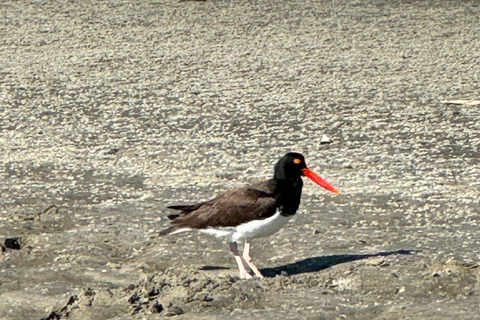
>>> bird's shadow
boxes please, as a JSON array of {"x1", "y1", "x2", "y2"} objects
[
  {"x1": 259, "y1": 249, "x2": 419, "y2": 278},
  {"x1": 199, "y1": 265, "x2": 231, "y2": 271}
]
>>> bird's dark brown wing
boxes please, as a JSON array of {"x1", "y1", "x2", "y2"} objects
[
  {"x1": 167, "y1": 180, "x2": 277, "y2": 230},
  {"x1": 166, "y1": 203, "x2": 202, "y2": 220}
]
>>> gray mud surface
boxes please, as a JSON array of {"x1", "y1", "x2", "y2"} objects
[{"x1": 1, "y1": 0, "x2": 480, "y2": 319}]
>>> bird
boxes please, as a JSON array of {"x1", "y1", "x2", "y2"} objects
[{"x1": 159, "y1": 152, "x2": 339, "y2": 279}]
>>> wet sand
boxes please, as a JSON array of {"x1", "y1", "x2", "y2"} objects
[{"x1": 1, "y1": 0, "x2": 480, "y2": 319}]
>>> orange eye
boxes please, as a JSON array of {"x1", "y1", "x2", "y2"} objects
[{"x1": 293, "y1": 158, "x2": 301, "y2": 164}]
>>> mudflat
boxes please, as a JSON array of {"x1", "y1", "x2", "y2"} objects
[{"x1": 1, "y1": 0, "x2": 479, "y2": 319}]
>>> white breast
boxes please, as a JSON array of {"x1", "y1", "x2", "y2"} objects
[{"x1": 200, "y1": 209, "x2": 292, "y2": 243}]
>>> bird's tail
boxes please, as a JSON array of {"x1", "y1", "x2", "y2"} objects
[{"x1": 158, "y1": 226, "x2": 180, "y2": 237}]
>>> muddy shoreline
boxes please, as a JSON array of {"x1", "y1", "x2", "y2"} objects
[{"x1": 1, "y1": 0, "x2": 480, "y2": 319}]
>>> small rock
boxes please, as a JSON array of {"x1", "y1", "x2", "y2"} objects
[
  {"x1": 3, "y1": 238, "x2": 21, "y2": 251},
  {"x1": 165, "y1": 306, "x2": 185, "y2": 317},
  {"x1": 41, "y1": 311, "x2": 62, "y2": 320},
  {"x1": 152, "y1": 302, "x2": 164, "y2": 313},
  {"x1": 105, "y1": 147, "x2": 120, "y2": 155},
  {"x1": 320, "y1": 134, "x2": 333, "y2": 144}
]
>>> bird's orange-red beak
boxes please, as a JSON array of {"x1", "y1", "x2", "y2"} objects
[{"x1": 302, "y1": 168, "x2": 339, "y2": 194}]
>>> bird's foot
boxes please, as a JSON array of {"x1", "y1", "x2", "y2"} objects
[{"x1": 243, "y1": 257, "x2": 264, "y2": 278}]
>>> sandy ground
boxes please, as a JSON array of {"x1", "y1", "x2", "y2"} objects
[{"x1": 1, "y1": 0, "x2": 480, "y2": 319}]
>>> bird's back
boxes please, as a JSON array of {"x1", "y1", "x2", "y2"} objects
[{"x1": 162, "y1": 179, "x2": 278, "y2": 234}]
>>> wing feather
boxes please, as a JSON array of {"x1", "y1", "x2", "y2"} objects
[{"x1": 167, "y1": 181, "x2": 277, "y2": 229}]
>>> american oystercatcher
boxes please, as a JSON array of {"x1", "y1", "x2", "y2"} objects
[{"x1": 159, "y1": 152, "x2": 339, "y2": 279}]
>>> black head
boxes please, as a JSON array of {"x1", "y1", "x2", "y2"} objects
[
  {"x1": 274, "y1": 152, "x2": 307, "y2": 182},
  {"x1": 272, "y1": 152, "x2": 339, "y2": 216},
  {"x1": 274, "y1": 152, "x2": 340, "y2": 194}
]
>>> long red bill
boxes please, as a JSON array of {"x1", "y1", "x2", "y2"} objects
[{"x1": 302, "y1": 168, "x2": 339, "y2": 194}]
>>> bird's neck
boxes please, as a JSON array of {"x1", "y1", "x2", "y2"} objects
[{"x1": 272, "y1": 177, "x2": 303, "y2": 216}]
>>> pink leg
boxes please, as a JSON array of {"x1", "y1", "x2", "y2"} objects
[
  {"x1": 229, "y1": 242, "x2": 252, "y2": 279},
  {"x1": 242, "y1": 241, "x2": 264, "y2": 278}
]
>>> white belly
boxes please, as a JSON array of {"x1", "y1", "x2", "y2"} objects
[{"x1": 200, "y1": 210, "x2": 292, "y2": 242}]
